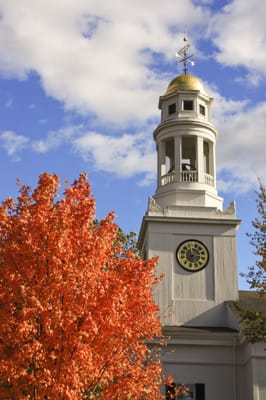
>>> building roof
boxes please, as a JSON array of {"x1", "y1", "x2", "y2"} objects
[
  {"x1": 162, "y1": 291, "x2": 266, "y2": 340},
  {"x1": 228, "y1": 290, "x2": 266, "y2": 317},
  {"x1": 163, "y1": 325, "x2": 238, "y2": 337},
  {"x1": 164, "y1": 74, "x2": 206, "y2": 96}
]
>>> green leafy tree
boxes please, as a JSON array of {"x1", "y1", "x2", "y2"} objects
[{"x1": 242, "y1": 180, "x2": 266, "y2": 342}]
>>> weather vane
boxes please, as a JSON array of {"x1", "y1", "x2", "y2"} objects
[{"x1": 176, "y1": 33, "x2": 195, "y2": 75}]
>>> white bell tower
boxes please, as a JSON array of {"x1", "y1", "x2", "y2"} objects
[
  {"x1": 155, "y1": 73, "x2": 223, "y2": 211},
  {"x1": 138, "y1": 41, "x2": 240, "y2": 328}
]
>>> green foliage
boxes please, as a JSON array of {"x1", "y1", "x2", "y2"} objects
[
  {"x1": 242, "y1": 180, "x2": 266, "y2": 343},
  {"x1": 241, "y1": 310, "x2": 266, "y2": 343},
  {"x1": 116, "y1": 228, "x2": 140, "y2": 255},
  {"x1": 246, "y1": 180, "x2": 266, "y2": 291}
]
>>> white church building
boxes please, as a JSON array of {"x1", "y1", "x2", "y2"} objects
[{"x1": 138, "y1": 69, "x2": 266, "y2": 399}]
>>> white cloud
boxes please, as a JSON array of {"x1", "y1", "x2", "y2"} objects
[
  {"x1": 0, "y1": 130, "x2": 29, "y2": 159},
  {"x1": 73, "y1": 130, "x2": 156, "y2": 185},
  {"x1": 32, "y1": 125, "x2": 79, "y2": 153},
  {"x1": 0, "y1": 0, "x2": 208, "y2": 124},
  {"x1": 0, "y1": 122, "x2": 156, "y2": 185},
  {"x1": 206, "y1": 86, "x2": 266, "y2": 193},
  {"x1": 216, "y1": 101, "x2": 266, "y2": 185},
  {"x1": 208, "y1": 0, "x2": 266, "y2": 83}
]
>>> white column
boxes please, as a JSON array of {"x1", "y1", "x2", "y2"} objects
[
  {"x1": 197, "y1": 136, "x2": 204, "y2": 183},
  {"x1": 212, "y1": 142, "x2": 216, "y2": 188},
  {"x1": 174, "y1": 136, "x2": 182, "y2": 183},
  {"x1": 157, "y1": 141, "x2": 166, "y2": 188}
]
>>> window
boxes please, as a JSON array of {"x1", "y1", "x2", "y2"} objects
[
  {"x1": 165, "y1": 383, "x2": 205, "y2": 400},
  {"x1": 195, "y1": 384, "x2": 205, "y2": 400},
  {"x1": 199, "y1": 104, "x2": 206, "y2": 115},
  {"x1": 183, "y1": 100, "x2": 193, "y2": 110},
  {"x1": 168, "y1": 103, "x2": 176, "y2": 114}
]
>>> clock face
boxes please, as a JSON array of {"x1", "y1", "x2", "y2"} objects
[{"x1": 176, "y1": 240, "x2": 209, "y2": 272}]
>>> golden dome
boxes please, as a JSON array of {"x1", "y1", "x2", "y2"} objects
[{"x1": 164, "y1": 74, "x2": 205, "y2": 96}]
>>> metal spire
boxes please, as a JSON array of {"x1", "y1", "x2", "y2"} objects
[{"x1": 176, "y1": 33, "x2": 195, "y2": 75}]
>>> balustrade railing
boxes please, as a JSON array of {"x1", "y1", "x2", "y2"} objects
[
  {"x1": 204, "y1": 173, "x2": 214, "y2": 186},
  {"x1": 181, "y1": 170, "x2": 198, "y2": 182},
  {"x1": 160, "y1": 171, "x2": 214, "y2": 187},
  {"x1": 161, "y1": 171, "x2": 175, "y2": 186}
]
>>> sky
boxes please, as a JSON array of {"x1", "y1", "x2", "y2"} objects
[{"x1": 0, "y1": 0, "x2": 265, "y2": 290}]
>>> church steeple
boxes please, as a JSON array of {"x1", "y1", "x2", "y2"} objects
[
  {"x1": 138, "y1": 38, "x2": 240, "y2": 327},
  {"x1": 153, "y1": 40, "x2": 223, "y2": 211}
]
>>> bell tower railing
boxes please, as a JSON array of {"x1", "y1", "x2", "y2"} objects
[
  {"x1": 160, "y1": 171, "x2": 214, "y2": 187},
  {"x1": 181, "y1": 170, "x2": 198, "y2": 183}
]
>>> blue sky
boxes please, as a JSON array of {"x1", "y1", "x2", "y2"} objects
[{"x1": 0, "y1": 0, "x2": 265, "y2": 290}]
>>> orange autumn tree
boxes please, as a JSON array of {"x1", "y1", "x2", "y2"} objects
[{"x1": 0, "y1": 173, "x2": 163, "y2": 400}]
